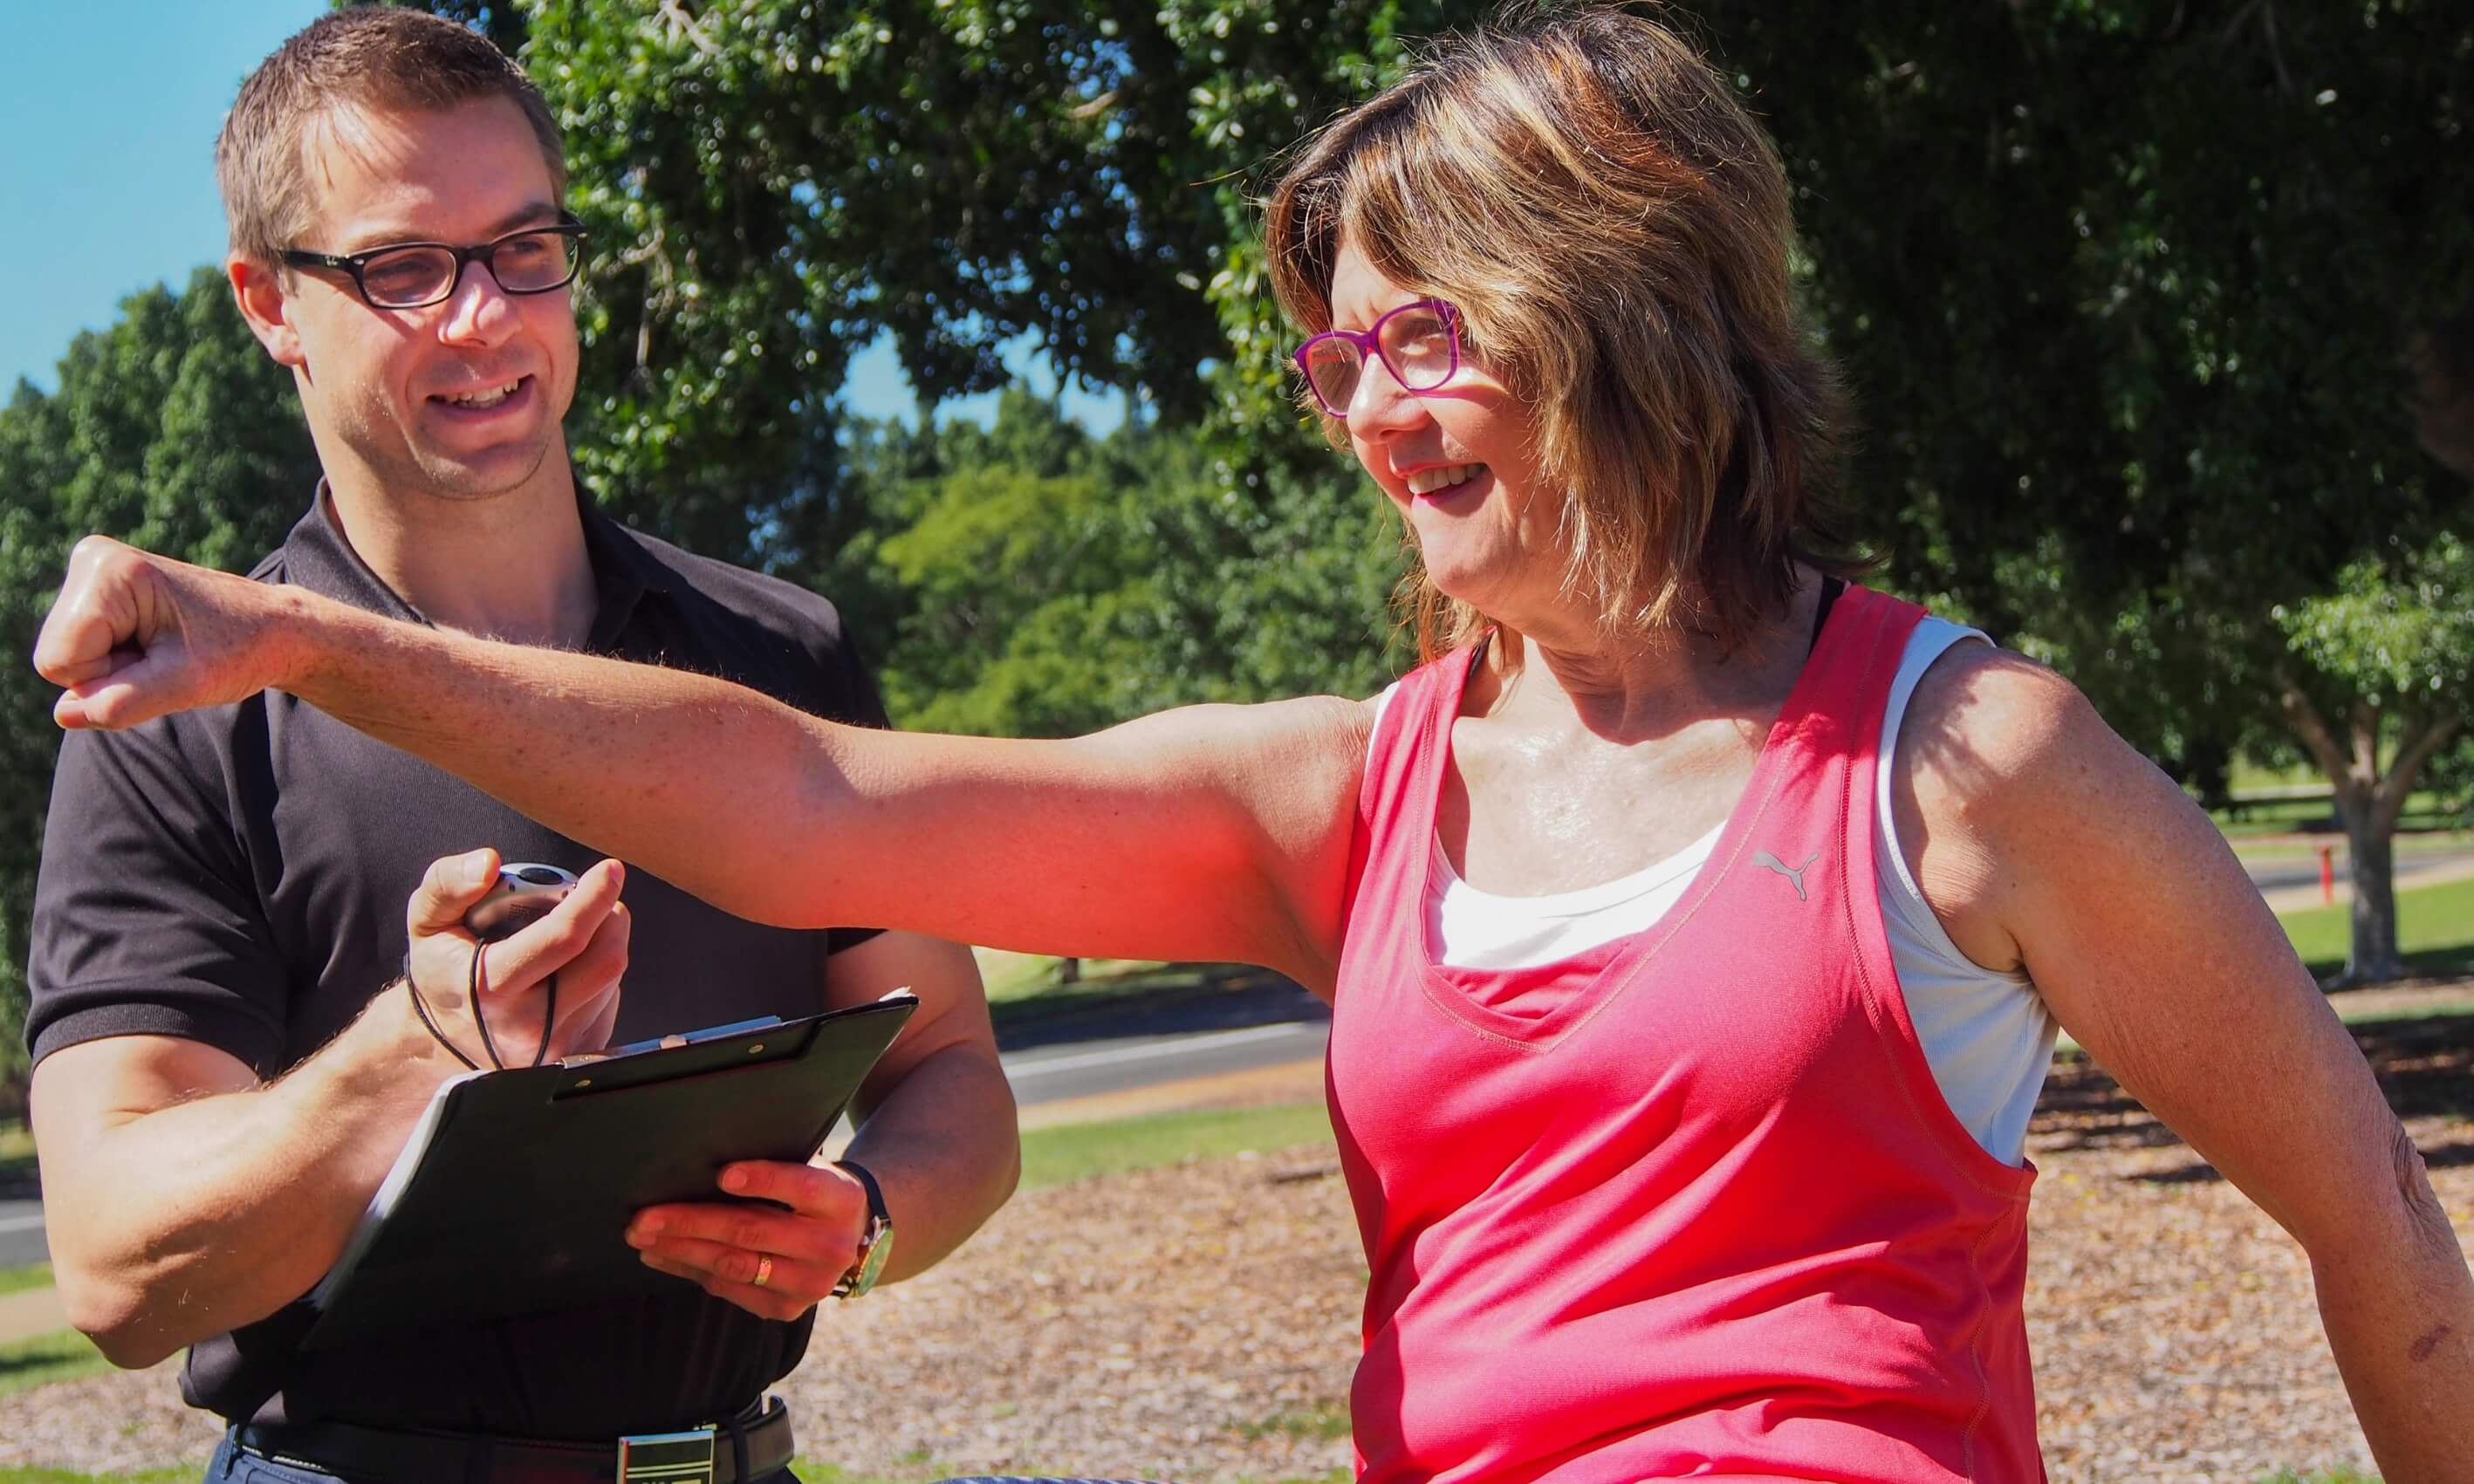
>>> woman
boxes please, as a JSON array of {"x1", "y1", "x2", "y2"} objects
[{"x1": 36, "y1": 9, "x2": 2471, "y2": 1481}]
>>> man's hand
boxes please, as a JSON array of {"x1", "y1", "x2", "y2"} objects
[
  {"x1": 626, "y1": 1159, "x2": 874, "y2": 1321},
  {"x1": 34, "y1": 536, "x2": 293, "y2": 730},
  {"x1": 403, "y1": 849, "x2": 629, "y2": 1066}
]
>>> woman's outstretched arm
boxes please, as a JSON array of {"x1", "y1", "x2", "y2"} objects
[{"x1": 36, "y1": 536, "x2": 1373, "y2": 989}]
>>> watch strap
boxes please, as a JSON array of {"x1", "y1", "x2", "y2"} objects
[{"x1": 831, "y1": 1159, "x2": 891, "y2": 1299}]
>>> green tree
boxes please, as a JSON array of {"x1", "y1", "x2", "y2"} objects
[
  {"x1": 0, "y1": 269, "x2": 319, "y2": 1100},
  {"x1": 384, "y1": 0, "x2": 1488, "y2": 574},
  {"x1": 1700, "y1": 0, "x2": 2474, "y2": 981},
  {"x1": 850, "y1": 391, "x2": 1404, "y2": 738},
  {"x1": 2272, "y1": 534, "x2": 2472, "y2": 981}
]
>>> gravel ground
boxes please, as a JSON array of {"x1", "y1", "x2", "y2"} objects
[{"x1": 3, "y1": 1010, "x2": 2466, "y2": 1483}]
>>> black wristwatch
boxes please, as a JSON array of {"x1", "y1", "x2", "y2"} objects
[{"x1": 830, "y1": 1159, "x2": 894, "y2": 1300}]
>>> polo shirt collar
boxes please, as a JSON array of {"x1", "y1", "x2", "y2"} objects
[{"x1": 278, "y1": 482, "x2": 670, "y2": 650}]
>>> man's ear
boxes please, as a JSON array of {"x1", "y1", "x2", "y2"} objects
[{"x1": 230, "y1": 255, "x2": 306, "y2": 370}]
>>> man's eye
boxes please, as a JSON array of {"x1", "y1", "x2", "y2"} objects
[{"x1": 363, "y1": 251, "x2": 444, "y2": 297}]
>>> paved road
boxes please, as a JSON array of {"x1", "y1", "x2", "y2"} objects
[
  {"x1": 2244, "y1": 848, "x2": 2471, "y2": 899},
  {"x1": 0, "y1": 1200, "x2": 43, "y2": 1269},
  {"x1": 1004, "y1": 1019, "x2": 1329, "y2": 1107}
]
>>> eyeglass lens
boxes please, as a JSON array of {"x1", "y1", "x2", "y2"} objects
[
  {"x1": 360, "y1": 230, "x2": 579, "y2": 307},
  {"x1": 1302, "y1": 305, "x2": 1456, "y2": 413}
]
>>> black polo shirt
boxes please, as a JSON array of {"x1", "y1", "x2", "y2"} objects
[{"x1": 28, "y1": 490, "x2": 885, "y2": 1437}]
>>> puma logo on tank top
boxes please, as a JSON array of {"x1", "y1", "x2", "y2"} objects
[{"x1": 1753, "y1": 849, "x2": 1820, "y2": 900}]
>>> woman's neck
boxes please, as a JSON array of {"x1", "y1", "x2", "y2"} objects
[{"x1": 1472, "y1": 571, "x2": 1822, "y2": 742}]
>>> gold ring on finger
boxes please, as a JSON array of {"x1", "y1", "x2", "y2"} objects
[{"x1": 752, "y1": 1254, "x2": 773, "y2": 1289}]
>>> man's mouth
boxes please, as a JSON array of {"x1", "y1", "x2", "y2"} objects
[
  {"x1": 1406, "y1": 462, "x2": 1487, "y2": 496},
  {"x1": 431, "y1": 376, "x2": 528, "y2": 411}
]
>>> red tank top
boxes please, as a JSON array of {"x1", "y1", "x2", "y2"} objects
[{"x1": 1328, "y1": 586, "x2": 2043, "y2": 1483}]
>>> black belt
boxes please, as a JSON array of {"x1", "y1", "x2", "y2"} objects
[{"x1": 235, "y1": 1396, "x2": 793, "y2": 1484}]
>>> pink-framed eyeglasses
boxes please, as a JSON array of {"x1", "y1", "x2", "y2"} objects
[{"x1": 1291, "y1": 299, "x2": 1462, "y2": 416}]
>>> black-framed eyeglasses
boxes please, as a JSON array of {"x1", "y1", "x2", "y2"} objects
[{"x1": 280, "y1": 216, "x2": 588, "y2": 310}]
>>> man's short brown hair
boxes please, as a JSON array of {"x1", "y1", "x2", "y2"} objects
[
  {"x1": 1265, "y1": 4, "x2": 1867, "y2": 659},
  {"x1": 216, "y1": 5, "x2": 565, "y2": 267}
]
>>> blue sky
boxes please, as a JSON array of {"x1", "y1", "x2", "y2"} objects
[{"x1": 2, "y1": 2, "x2": 1121, "y2": 433}]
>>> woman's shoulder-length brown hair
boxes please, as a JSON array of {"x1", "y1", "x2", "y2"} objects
[{"x1": 1264, "y1": 3, "x2": 1871, "y2": 662}]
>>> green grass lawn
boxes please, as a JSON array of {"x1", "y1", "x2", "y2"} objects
[
  {"x1": 973, "y1": 947, "x2": 1173, "y2": 1004},
  {"x1": 0, "y1": 1328, "x2": 106, "y2": 1402},
  {"x1": 0, "y1": 1470, "x2": 197, "y2": 1484},
  {"x1": 1020, "y1": 1101, "x2": 1336, "y2": 1191},
  {"x1": 2231, "y1": 830, "x2": 2473, "y2": 861},
  {"x1": 2280, "y1": 873, "x2": 2474, "y2": 980}
]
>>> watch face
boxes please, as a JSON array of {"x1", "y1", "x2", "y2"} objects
[{"x1": 851, "y1": 1224, "x2": 893, "y2": 1296}]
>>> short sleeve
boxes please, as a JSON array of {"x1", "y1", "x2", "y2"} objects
[{"x1": 26, "y1": 716, "x2": 291, "y2": 1077}]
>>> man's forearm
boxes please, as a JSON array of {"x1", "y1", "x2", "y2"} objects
[
  {"x1": 840, "y1": 1043, "x2": 1021, "y2": 1284},
  {"x1": 44, "y1": 993, "x2": 450, "y2": 1366}
]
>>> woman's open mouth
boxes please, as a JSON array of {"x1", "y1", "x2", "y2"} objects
[{"x1": 1408, "y1": 462, "x2": 1490, "y2": 501}]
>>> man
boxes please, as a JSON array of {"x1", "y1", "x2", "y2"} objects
[{"x1": 23, "y1": 10, "x2": 1016, "y2": 1482}]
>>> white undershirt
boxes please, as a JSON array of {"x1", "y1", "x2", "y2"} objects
[{"x1": 1374, "y1": 617, "x2": 2057, "y2": 1165}]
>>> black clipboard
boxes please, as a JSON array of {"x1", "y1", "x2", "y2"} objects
[{"x1": 301, "y1": 994, "x2": 916, "y2": 1350}]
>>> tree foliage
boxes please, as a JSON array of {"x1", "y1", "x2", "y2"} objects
[
  {"x1": 442, "y1": 0, "x2": 2473, "y2": 981},
  {"x1": 844, "y1": 391, "x2": 1404, "y2": 738},
  {"x1": 450, "y1": 0, "x2": 1483, "y2": 574},
  {"x1": 0, "y1": 270, "x2": 319, "y2": 1097},
  {"x1": 1697, "y1": 0, "x2": 2474, "y2": 977}
]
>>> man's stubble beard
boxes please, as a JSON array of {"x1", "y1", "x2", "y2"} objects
[{"x1": 336, "y1": 389, "x2": 560, "y2": 505}]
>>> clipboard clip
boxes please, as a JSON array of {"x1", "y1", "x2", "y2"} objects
[
  {"x1": 561, "y1": 1016, "x2": 790, "y2": 1069},
  {"x1": 615, "y1": 1426, "x2": 716, "y2": 1483}
]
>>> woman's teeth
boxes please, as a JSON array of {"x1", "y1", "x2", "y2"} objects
[
  {"x1": 442, "y1": 380, "x2": 522, "y2": 408},
  {"x1": 1407, "y1": 462, "x2": 1486, "y2": 496}
]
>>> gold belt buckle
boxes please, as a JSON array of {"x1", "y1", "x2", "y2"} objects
[{"x1": 615, "y1": 1426, "x2": 717, "y2": 1484}]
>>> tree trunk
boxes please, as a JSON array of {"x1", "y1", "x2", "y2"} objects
[
  {"x1": 1057, "y1": 956, "x2": 1081, "y2": 985},
  {"x1": 2275, "y1": 685, "x2": 2463, "y2": 987},
  {"x1": 2339, "y1": 803, "x2": 2407, "y2": 984}
]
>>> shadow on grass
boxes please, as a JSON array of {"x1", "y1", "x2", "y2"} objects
[
  {"x1": 2300, "y1": 945, "x2": 2474, "y2": 982},
  {"x1": 990, "y1": 962, "x2": 1326, "y2": 1052},
  {"x1": 2032, "y1": 1010, "x2": 2474, "y2": 1186},
  {"x1": 0, "y1": 1330, "x2": 107, "y2": 1400}
]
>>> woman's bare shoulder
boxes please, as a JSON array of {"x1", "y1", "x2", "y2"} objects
[{"x1": 1880, "y1": 638, "x2": 2117, "y2": 821}]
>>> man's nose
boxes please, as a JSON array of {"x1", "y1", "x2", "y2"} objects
[{"x1": 437, "y1": 261, "x2": 520, "y2": 345}]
